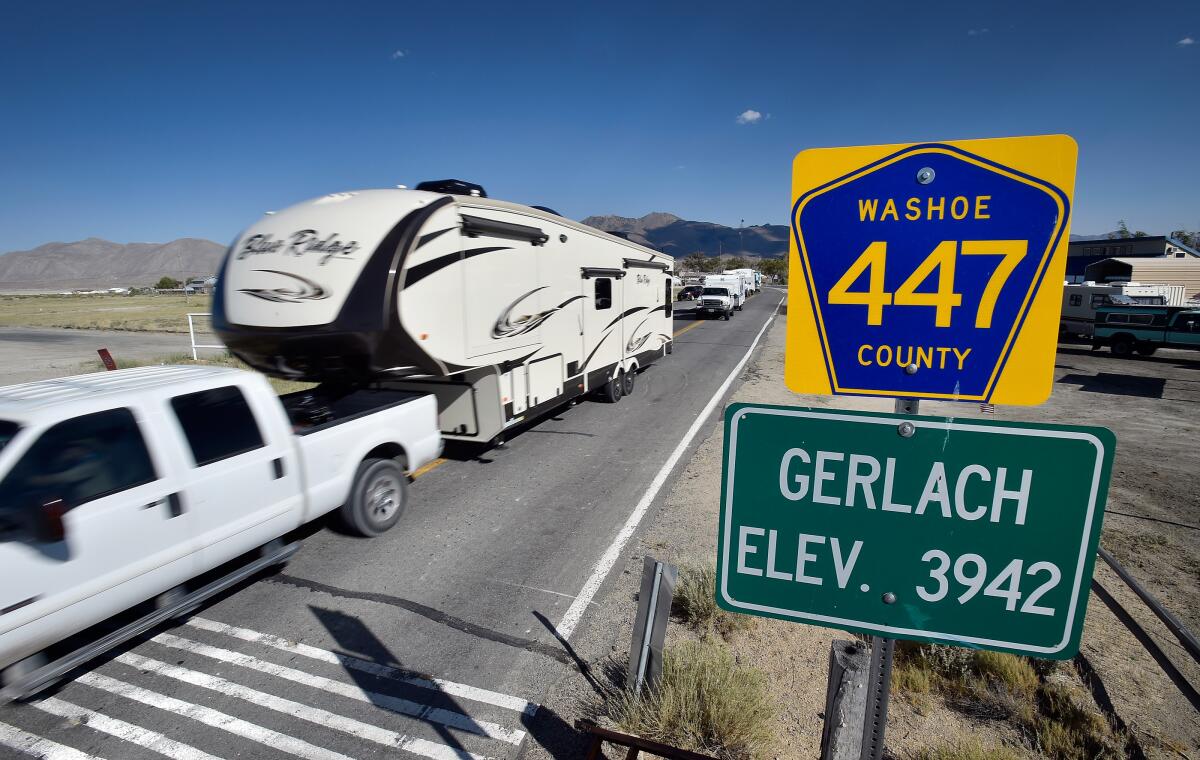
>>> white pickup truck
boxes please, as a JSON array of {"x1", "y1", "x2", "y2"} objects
[
  {"x1": 0, "y1": 365, "x2": 440, "y2": 696},
  {"x1": 694, "y1": 286, "x2": 737, "y2": 320}
]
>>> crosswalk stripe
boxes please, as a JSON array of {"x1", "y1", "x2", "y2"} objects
[
  {"x1": 152, "y1": 632, "x2": 524, "y2": 745},
  {"x1": 0, "y1": 719, "x2": 103, "y2": 760},
  {"x1": 114, "y1": 652, "x2": 493, "y2": 760},
  {"x1": 186, "y1": 617, "x2": 539, "y2": 716},
  {"x1": 33, "y1": 697, "x2": 224, "y2": 760},
  {"x1": 76, "y1": 671, "x2": 354, "y2": 760}
]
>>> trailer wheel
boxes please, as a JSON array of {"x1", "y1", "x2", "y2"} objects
[
  {"x1": 622, "y1": 369, "x2": 636, "y2": 396},
  {"x1": 1110, "y1": 336, "x2": 1134, "y2": 357},
  {"x1": 342, "y1": 458, "x2": 408, "y2": 537},
  {"x1": 600, "y1": 373, "x2": 623, "y2": 403},
  {"x1": 1, "y1": 652, "x2": 48, "y2": 691},
  {"x1": 1135, "y1": 344, "x2": 1158, "y2": 357}
]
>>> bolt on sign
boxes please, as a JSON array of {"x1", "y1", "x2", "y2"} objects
[
  {"x1": 785, "y1": 135, "x2": 1078, "y2": 405},
  {"x1": 715, "y1": 404, "x2": 1115, "y2": 659}
]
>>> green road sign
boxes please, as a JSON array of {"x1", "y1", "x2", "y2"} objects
[{"x1": 716, "y1": 403, "x2": 1115, "y2": 658}]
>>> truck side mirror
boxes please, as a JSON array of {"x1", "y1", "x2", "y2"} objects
[{"x1": 34, "y1": 498, "x2": 68, "y2": 543}]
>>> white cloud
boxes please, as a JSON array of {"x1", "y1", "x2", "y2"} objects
[
  {"x1": 967, "y1": 28, "x2": 990, "y2": 36},
  {"x1": 1178, "y1": 36, "x2": 1195, "y2": 47},
  {"x1": 391, "y1": 49, "x2": 407, "y2": 59},
  {"x1": 736, "y1": 109, "x2": 763, "y2": 125}
]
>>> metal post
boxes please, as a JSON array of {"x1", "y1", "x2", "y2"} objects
[
  {"x1": 857, "y1": 396, "x2": 918, "y2": 760},
  {"x1": 635, "y1": 561, "x2": 664, "y2": 693},
  {"x1": 188, "y1": 313, "x2": 198, "y2": 360}
]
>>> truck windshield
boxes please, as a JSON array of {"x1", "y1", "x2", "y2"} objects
[
  {"x1": 0, "y1": 421, "x2": 17, "y2": 454},
  {"x1": 702, "y1": 288, "x2": 729, "y2": 296}
]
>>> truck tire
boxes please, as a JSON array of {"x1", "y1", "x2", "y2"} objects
[
  {"x1": 600, "y1": 373, "x2": 623, "y2": 403},
  {"x1": 1111, "y1": 336, "x2": 1134, "y2": 357},
  {"x1": 342, "y1": 458, "x2": 408, "y2": 537},
  {"x1": 722, "y1": 310, "x2": 731, "y2": 321},
  {"x1": 622, "y1": 369, "x2": 636, "y2": 396},
  {"x1": 1135, "y1": 344, "x2": 1158, "y2": 357}
]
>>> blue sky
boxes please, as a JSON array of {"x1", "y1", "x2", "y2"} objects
[{"x1": 1, "y1": 0, "x2": 1197, "y2": 252}]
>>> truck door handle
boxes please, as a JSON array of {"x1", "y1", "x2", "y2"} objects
[
  {"x1": 146, "y1": 494, "x2": 185, "y2": 518},
  {"x1": 272, "y1": 458, "x2": 285, "y2": 479}
]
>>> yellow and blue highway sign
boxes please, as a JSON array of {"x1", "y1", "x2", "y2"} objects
[{"x1": 786, "y1": 135, "x2": 1077, "y2": 405}]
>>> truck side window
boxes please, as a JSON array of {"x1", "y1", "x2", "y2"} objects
[
  {"x1": 595, "y1": 278, "x2": 612, "y2": 310},
  {"x1": 0, "y1": 409, "x2": 157, "y2": 519},
  {"x1": 171, "y1": 386, "x2": 265, "y2": 467}
]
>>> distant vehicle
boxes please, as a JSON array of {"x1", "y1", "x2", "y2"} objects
[
  {"x1": 0, "y1": 365, "x2": 440, "y2": 697},
  {"x1": 704, "y1": 274, "x2": 747, "y2": 310},
  {"x1": 723, "y1": 268, "x2": 759, "y2": 295},
  {"x1": 213, "y1": 182, "x2": 675, "y2": 435},
  {"x1": 695, "y1": 286, "x2": 735, "y2": 320},
  {"x1": 1061, "y1": 283, "x2": 1186, "y2": 337},
  {"x1": 1092, "y1": 306, "x2": 1200, "y2": 356},
  {"x1": 678, "y1": 285, "x2": 703, "y2": 301}
]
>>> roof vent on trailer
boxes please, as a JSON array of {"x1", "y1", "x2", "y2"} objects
[{"x1": 414, "y1": 179, "x2": 487, "y2": 197}]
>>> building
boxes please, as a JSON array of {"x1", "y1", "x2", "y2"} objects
[
  {"x1": 1082, "y1": 257, "x2": 1200, "y2": 301},
  {"x1": 1066, "y1": 235, "x2": 1199, "y2": 282}
]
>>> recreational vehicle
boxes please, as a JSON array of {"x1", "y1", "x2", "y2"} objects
[
  {"x1": 705, "y1": 274, "x2": 747, "y2": 310},
  {"x1": 723, "y1": 268, "x2": 758, "y2": 295},
  {"x1": 1060, "y1": 282, "x2": 1186, "y2": 337},
  {"x1": 213, "y1": 181, "x2": 675, "y2": 445}
]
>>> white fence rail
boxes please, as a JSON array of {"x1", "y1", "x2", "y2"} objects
[{"x1": 187, "y1": 313, "x2": 225, "y2": 360}]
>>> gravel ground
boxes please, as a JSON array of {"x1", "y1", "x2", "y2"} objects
[{"x1": 534, "y1": 309, "x2": 1200, "y2": 758}]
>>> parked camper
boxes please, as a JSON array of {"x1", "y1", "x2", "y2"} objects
[
  {"x1": 0, "y1": 365, "x2": 440, "y2": 697},
  {"x1": 214, "y1": 182, "x2": 675, "y2": 444},
  {"x1": 704, "y1": 274, "x2": 747, "y2": 310},
  {"x1": 1093, "y1": 306, "x2": 1200, "y2": 356},
  {"x1": 1061, "y1": 282, "x2": 1186, "y2": 336}
]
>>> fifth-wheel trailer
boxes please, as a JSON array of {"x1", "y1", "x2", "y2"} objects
[{"x1": 213, "y1": 181, "x2": 676, "y2": 445}]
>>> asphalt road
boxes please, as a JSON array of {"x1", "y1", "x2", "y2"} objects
[
  {"x1": 0, "y1": 327, "x2": 192, "y2": 385},
  {"x1": 0, "y1": 291, "x2": 785, "y2": 760}
]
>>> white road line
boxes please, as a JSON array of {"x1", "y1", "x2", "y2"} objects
[
  {"x1": 114, "y1": 652, "x2": 492, "y2": 760},
  {"x1": 0, "y1": 721, "x2": 101, "y2": 760},
  {"x1": 34, "y1": 697, "x2": 224, "y2": 760},
  {"x1": 76, "y1": 671, "x2": 355, "y2": 760},
  {"x1": 556, "y1": 296, "x2": 785, "y2": 639},
  {"x1": 186, "y1": 617, "x2": 539, "y2": 716},
  {"x1": 152, "y1": 632, "x2": 523, "y2": 745}
]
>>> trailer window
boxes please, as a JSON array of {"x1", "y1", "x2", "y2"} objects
[
  {"x1": 1127, "y1": 314, "x2": 1154, "y2": 325},
  {"x1": 171, "y1": 386, "x2": 265, "y2": 467},
  {"x1": 0, "y1": 421, "x2": 17, "y2": 455},
  {"x1": 0, "y1": 409, "x2": 156, "y2": 516},
  {"x1": 594, "y1": 278, "x2": 612, "y2": 310},
  {"x1": 1068, "y1": 294, "x2": 1082, "y2": 307},
  {"x1": 665, "y1": 278, "x2": 673, "y2": 317}
]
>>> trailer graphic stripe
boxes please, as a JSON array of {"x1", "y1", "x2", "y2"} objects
[
  {"x1": 403, "y1": 246, "x2": 511, "y2": 288},
  {"x1": 416, "y1": 227, "x2": 455, "y2": 250}
]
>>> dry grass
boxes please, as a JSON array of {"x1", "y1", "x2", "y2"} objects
[
  {"x1": 912, "y1": 737, "x2": 1024, "y2": 760},
  {"x1": 672, "y1": 565, "x2": 755, "y2": 639},
  {"x1": 0, "y1": 293, "x2": 210, "y2": 332},
  {"x1": 605, "y1": 640, "x2": 774, "y2": 760},
  {"x1": 81, "y1": 352, "x2": 314, "y2": 395},
  {"x1": 891, "y1": 643, "x2": 1125, "y2": 759}
]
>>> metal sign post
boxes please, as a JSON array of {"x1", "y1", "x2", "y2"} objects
[{"x1": 629, "y1": 557, "x2": 677, "y2": 694}]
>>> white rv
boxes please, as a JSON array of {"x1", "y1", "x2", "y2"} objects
[
  {"x1": 723, "y1": 268, "x2": 758, "y2": 295},
  {"x1": 705, "y1": 274, "x2": 747, "y2": 310},
  {"x1": 1061, "y1": 282, "x2": 1186, "y2": 337},
  {"x1": 214, "y1": 181, "x2": 675, "y2": 445}
]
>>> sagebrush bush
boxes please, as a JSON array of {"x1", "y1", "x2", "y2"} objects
[
  {"x1": 671, "y1": 565, "x2": 753, "y2": 638},
  {"x1": 607, "y1": 640, "x2": 774, "y2": 759}
]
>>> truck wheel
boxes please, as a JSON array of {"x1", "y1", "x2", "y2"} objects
[
  {"x1": 600, "y1": 373, "x2": 623, "y2": 403},
  {"x1": 722, "y1": 310, "x2": 731, "y2": 321},
  {"x1": 342, "y1": 459, "x2": 408, "y2": 537},
  {"x1": 1111, "y1": 337, "x2": 1134, "y2": 357},
  {"x1": 622, "y1": 369, "x2": 636, "y2": 396},
  {"x1": 1135, "y1": 344, "x2": 1158, "y2": 357}
]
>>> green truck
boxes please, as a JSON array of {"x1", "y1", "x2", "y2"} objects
[{"x1": 1092, "y1": 305, "x2": 1200, "y2": 356}]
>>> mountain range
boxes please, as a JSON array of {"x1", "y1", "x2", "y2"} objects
[
  {"x1": 0, "y1": 238, "x2": 226, "y2": 291},
  {"x1": 0, "y1": 213, "x2": 793, "y2": 290}
]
